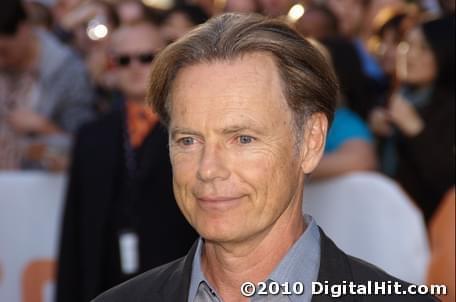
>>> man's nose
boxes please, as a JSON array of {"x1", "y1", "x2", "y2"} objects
[{"x1": 196, "y1": 143, "x2": 230, "y2": 183}]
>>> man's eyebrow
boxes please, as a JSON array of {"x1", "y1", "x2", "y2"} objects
[
  {"x1": 170, "y1": 127, "x2": 203, "y2": 139},
  {"x1": 221, "y1": 124, "x2": 264, "y2": 135},
  {"x1": 170, "y1": 124, "x2": 265, "y2": 138}
]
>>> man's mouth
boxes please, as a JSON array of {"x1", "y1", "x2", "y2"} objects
[{"x1": 196, "y1": 195, "x2": 245, "y2": 210}]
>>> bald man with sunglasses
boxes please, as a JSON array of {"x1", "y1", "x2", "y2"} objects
[
  {"x1": 56, "y1": 20, "x2": 197, "y2": 302},
  {"x1": 110, "y1": 21, "x2": 162, "y2": 106}
]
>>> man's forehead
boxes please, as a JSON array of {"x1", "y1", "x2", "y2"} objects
[
  {"x1": 171, "y1": 55, "x2": 287, "y2": 108},
  {"x1": 171, "y1": 52, "x2": 284, "y2": 98},
  {"x1": 169, "y1": 104, "x2": 273, "y2": 129},
  {"x1": 168, "y1": 52, "x2": 293, "y2": 132}
]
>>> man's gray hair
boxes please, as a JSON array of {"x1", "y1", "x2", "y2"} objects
[{"x1": 147, "y1": 13, "x2": 338, "y2": 136}]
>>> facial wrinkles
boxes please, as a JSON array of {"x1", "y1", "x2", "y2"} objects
[
  {"x1": 187, "y1": 109, "x2": 286, "y2": 194},
  {"x1": 173, "y1": 88, "x2": 293, "y2": 153},
  {"x1": 169, "y1": 54, "x2": 306, "y2": 242}
]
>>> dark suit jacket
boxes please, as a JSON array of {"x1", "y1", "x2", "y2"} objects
[
  {"x1": 93, "y1": 228, "x2": 437, "y2": 301},
  {"x1": 56, "y1": 109, "x2": 197, "y2": 302}
]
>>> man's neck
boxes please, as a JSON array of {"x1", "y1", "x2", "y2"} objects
[{"x1": 201, "y1": 197, "x2": 305, "y2": 302}]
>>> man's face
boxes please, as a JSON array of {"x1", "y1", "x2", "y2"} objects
[
  {"x1": 169, "y1": 53, "x2": 309, "y2": 244},
  {"x1": 111, "y1": 23, "x2": 164, "y2": 100}
]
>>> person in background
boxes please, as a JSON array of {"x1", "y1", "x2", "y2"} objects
[
  {"x1": 56, "y1": 19, "x2": 197, "y2": 302},
  {"x1": 370, "y1": 4, "x2": 416, "y2": 86},
  {"x1": 371, "y1": 16, "x2": 454, "y2": 222},
  {"x1": 326, "y1": 0, "x2": 367, "y2": 39},
  {"x1": 324, "y1": 37, "x2": 377, "y2": 127},
  {"x1": 326, "y1": 0, "x2": 389, "y2": 114},
  {"x1": 52, "y1": 0, "x2": 118, "y2": 48},
  {"x1": 0, "y1": 0, "x2": 94, "y2": 170},
  {"x1": 160, "y1": 3, "x2": 209, "y2": 45},
  {"x1": 368, "y1": 4, "x2": 416, "y2": 175},
  {"x1": 52, "y1": 0, "x2": 121, "y2": 113},
  {"x1": 223, "y1": 0, "x2": 261, "y2": 13},
  {"x1": 311, "y1": 38, "x2": 377, "y2": 180},
  {"x1": 50, "y1": 0, "x2": 119, "y2": 68},
  {"x1": 52, "y1": 0, "x2": 83, "y2": 25},
  {"x1": 295, "y1": 4, "x2": 339, "y2": 41},
  {"x1": 258, "y1": 0, "x2": 294, "y2": 17},
  {"x1": 24, "y1": 0, "x2": 54, "y2": 30},
  {"x1": 116, "y1": 0, "x2": 148, "y2": 25},
  {"x1": 187, "y1": 0, "x2": 219, "y2": 17}
]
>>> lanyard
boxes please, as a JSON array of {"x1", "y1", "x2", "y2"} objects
[
  {"x1": 118, "y1": 102, "x2": 140, "y2": 234},
  {"x1": 121, "y1": 102, "x2": 138, "y2": 181}
]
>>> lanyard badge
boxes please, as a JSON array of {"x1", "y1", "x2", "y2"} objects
[{"x1": 118, "y1": 230, "x2": 139, "y2": 275}]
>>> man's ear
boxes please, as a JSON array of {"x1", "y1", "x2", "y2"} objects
[{"x1": 299, "y1": 112, "x2": 328, "y2": 174}]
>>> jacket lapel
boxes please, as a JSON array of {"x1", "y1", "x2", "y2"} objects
[{"x1": 160, "y1": 240, "x2": 198, "y2": 302}]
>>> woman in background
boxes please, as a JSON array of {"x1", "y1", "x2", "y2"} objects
[{"x1": 373, "y1": 16, "x2": 454, "y2": 222}]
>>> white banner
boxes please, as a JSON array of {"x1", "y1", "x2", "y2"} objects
[
  {"x1": 304, "y1": 172, "x2": 430, "y2": 284},
  {"x1": 0, "y1": 172, "x2": 66, "y2": 302}
]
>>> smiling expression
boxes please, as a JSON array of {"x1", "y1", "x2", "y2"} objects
[{"x1": 168, "y1": 53, "x2": 310, "y2": 244}]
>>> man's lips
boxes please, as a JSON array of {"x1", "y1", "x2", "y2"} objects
[
  {"x1": 195, "y1": 195, "x2": 246, "y2": 211},
  {"x1": 196, "y1": 196, "x2": 244, "y2": 203}
]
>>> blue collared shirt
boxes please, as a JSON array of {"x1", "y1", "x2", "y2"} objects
[{"x1": 188, "y1": 215, "x2": 321, "y2": 302}]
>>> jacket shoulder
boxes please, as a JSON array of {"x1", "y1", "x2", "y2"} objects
[
  {"x1": 93, "y1": 256, "x2": 186, "y2": 302},
  {"x1": 346, "y1": 254, "x2": 399, "y2": 280}
]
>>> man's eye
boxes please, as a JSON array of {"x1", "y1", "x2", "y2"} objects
[
  {"x1": 238, "y1": 135, "x2": 255, "y2": 144},
  {"x1": 178, "y1": 137, "x2": 195, "y2": 146}
]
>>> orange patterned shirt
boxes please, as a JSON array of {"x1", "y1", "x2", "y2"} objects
[{"x1": 125, "y1": 101, "x2": 159, "y2": 149}]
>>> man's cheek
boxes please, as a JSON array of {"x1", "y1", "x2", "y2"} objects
[
  {"x1": 245, "y1": 154, "x2": 280, "y2": 181},
  {"x1": 171, "y1": 157, "x2": 198, "y2": 196}
]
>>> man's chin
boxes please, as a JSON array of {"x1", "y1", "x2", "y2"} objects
[
  {"x1": 197, "y1": 222, "x2": 258, "y2": 246},
  {"x1": 197, "y1": 223, "x2": 245, "y2": 244}
]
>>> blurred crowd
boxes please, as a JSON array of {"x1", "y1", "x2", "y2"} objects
[{"x1": 0, "y1": 0, "x2": 454, "y2": 301}]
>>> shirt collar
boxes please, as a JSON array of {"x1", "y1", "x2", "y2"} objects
[
  {"x1": 188, "y1": 237, "x2": 210, "y2": 302},
  {"x1": 264, "y1": 214, "x2": 320, "y2": 302},
  {"x1": 188, "y1": 215, "x2": 320, "y2": 302}
]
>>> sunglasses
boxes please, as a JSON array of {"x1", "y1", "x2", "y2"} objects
[{"x1": 114, "y1": 52, "x2": 155, "y2": 67}]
